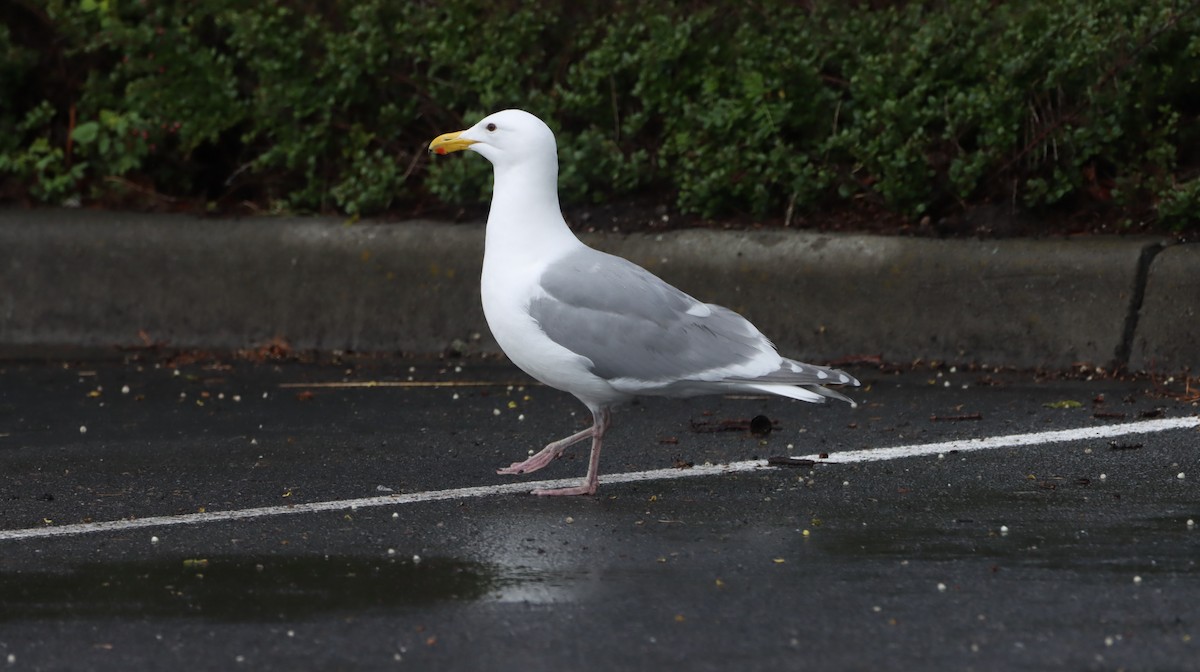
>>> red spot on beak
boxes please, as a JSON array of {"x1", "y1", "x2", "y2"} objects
[{"x1": 435, "y1": 147, "x2": 447, "y2": 155}]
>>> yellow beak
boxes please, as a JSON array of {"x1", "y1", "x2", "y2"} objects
[{"x1": 428, "y1": 130, "x2": 477, "y2": 155}]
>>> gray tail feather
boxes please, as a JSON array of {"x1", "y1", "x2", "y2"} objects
[
  {"x1": 806, "y1": 384, "x2": 857, "y2": 407},
  {"x1": 734, "y1": 359, "x2": 862, "y2": 389}
]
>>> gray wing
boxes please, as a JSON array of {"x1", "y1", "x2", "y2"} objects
[{"x1": 528, "y1": 247, "x2": 765, "y2": 383}]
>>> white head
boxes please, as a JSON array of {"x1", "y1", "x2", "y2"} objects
[
  {"x1": 429, "y1": 109, "x2": 558, "y2": 172},
  {"x1": 429, "y1": 109, "x2": 564, "y2": 221}
]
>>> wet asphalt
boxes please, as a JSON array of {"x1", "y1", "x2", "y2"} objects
[{"x1": 1, "y1": 355, "x2": 1198, "y2": 671}]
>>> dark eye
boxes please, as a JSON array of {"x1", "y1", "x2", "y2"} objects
[{"x1": 486, "y1": 123, "x2": 496, "y2": 132}]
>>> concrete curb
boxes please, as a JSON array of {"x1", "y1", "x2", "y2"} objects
[
  {"x1": 1131, "y1": 243, "x2": 1199, "y2": 373},
  {"x1": 1, "y1": 209, "x2": 1191, "y2": 371}
]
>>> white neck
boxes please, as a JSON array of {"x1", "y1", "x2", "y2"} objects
[{"x1": 484, "y1": 161, "x2": 581, "y2": 265}]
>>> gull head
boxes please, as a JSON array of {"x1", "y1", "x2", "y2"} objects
[{"x1": 428, "y1": 109, "x2": 557, "y2": 170}]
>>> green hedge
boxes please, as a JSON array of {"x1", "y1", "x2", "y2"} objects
[{"x1": 2, "y1": 0, "x2": 1197, "y2": 229}]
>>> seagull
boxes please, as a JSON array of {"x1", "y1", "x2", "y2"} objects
[{"x1": 429, "y1": 109, "x2": 859, "y2": 496}]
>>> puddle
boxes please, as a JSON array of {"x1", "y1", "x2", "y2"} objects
[{"x1": 0, "y1": 554, "x2": 523, "y2": 622}]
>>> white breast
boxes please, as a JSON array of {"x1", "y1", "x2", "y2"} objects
[{"x1": 481, "y1": 249, "x2": 624, "y2": 407}]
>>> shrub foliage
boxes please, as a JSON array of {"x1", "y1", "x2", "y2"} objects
[{"x1": 1, "y1": 0, "x2": 1197, "y2": 229}]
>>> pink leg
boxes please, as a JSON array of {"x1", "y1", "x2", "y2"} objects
[
  {"x1": 497, "y1": 425, "x2": 593, "y2": 476},
  {"x1": 532, "y1": 407, "x2": 611, "y2": 496}
]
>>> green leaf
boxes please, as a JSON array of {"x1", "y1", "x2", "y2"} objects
[{"x1": 71, "y1": 121, "x2": 101, "y2": 145}]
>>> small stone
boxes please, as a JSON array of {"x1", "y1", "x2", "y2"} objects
[
  {"x1": 1177, "y1": 472, "x2": 1186, "y2": 480},
  {"x1": 121, "y1": 385, "x2": 130, "y2": 394},
  {"x1": 937, "y1": 582, "x2": 947, "y2": 593},
  {"x1": 151, "y1": 536, "x2": 159, "y2": 544},
  {"x1": 1133, "y1": 575, "x2": 1142, "y2": 585}
]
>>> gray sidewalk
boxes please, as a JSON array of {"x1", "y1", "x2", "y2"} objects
[{"x1": 1, "y1": 208, "x2": 1194, "y2": 371}]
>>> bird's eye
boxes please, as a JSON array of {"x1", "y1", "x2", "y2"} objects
[{"x1": 486, "y1": 123, "x2": 496, "y2": 132}]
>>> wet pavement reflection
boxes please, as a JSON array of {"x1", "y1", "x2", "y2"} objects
[{"x1": 0, "y1": 555, "x2": 507, "y2": 621}]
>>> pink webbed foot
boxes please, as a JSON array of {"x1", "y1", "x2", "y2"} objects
[
  {"x1": 501, "y1": 406, "x2": 611, "y2": 497},
  {"x1": 496, "y1": 449, "x2": 559, "y2": 476},
  {"x1": 496, "y1": 424, "x2": 594, "y2": 476}
]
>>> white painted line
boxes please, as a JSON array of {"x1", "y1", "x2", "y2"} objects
[
  {"x1": 788, "y1": 416, "x2": 1200, "y2": 464},
  {"x1": 1, "y1": 416, "x2": 1195, "y2": 543}
]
